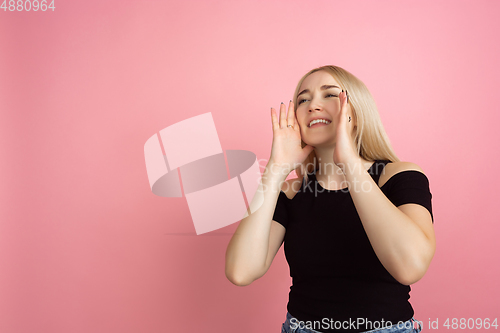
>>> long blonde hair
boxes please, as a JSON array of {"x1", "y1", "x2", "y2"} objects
[{"x1": 293, "y1": 65, "x2": 400, "y2": 183}]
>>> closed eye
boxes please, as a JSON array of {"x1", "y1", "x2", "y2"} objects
[{"x1": 297, "y1": 94, "x2": 338, "y2": 105}]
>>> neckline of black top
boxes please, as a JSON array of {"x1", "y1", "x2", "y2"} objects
[
  {"x1": 307, "y1": 161, "x2": 377, "y2": 193},
  {"x1": 279, "y1": 160, "x2": 393, "y2": 200}
]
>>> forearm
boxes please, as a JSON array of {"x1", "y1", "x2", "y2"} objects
[
  {"x1": 343, "y1": 161, "x2": 433, "y2": 285},
  {"x1": 225, "y1": 163, "x2": 287, "y2": 285}
]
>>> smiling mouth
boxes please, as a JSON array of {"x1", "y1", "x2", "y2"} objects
[{"x1": 308, "y1": 119, "x2": 332, "y2": 128}]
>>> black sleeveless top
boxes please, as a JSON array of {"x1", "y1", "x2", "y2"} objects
[{"x1": 272, "y1": 160, "x2": 433, "y2": 333}]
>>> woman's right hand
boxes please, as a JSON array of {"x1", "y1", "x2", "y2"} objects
[{"x1": 268, "y1": 100, "x2": 315, "y2": 176}]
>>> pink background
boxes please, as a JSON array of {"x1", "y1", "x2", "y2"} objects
[{"x1": 1, "y1": 0, "x2": 499, "y2": 332}]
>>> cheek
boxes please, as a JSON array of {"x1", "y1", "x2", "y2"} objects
[
  {"x1": 297, "y1": 110, "x2": 305, "y2": 118},
  {"x1": 296, "y1": 108, "x2": 307, "y2": 121},
  {"x1": 329, "y1": 101, "x2": 342, "y2": 113}
]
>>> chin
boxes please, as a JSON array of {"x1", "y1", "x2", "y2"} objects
[
  {"x1": 302, "y1": 136, "x2": 335, "y2": 148},
  {"x1": 311, "y1": 142, "x2": 333, "y2": 148}
]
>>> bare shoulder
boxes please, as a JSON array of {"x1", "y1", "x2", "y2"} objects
[
  {"x1": 378, "y1": 161, "x2": 426, "y2": 188},
  {"x1": 280, "y1": 176, "x2": 304, "y2": 200}
]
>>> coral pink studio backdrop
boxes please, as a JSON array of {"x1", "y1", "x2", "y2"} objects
[{"x1": 1, "y1": 1, "x2": 499, "y2": 332}]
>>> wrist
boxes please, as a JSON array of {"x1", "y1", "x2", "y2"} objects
[
  {"x1": 342, "y1": 159, "x2": 374, "y2": 194},
  {"x1": 263, "y1": 162, "x2": 289, "y2": 182}
]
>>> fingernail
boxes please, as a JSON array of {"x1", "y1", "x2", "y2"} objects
[
  {"x1": 281, "y1": 102, "x2": 284, "y2": 104},
  {"x1": 290, "y1": 100, "x2": 292, "y2": 103}
]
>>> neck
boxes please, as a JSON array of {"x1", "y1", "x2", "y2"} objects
[{"x1": 311, "y1": 145, "x2": 373, "y2": 189}]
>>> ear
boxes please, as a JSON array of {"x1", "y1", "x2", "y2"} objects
[
  {"x1": 350, "y1": 112, "x2": 358, "y2": 133},
  {"x1": 351, "y1": 109, "x2": 358, "y2": 128},
  {"x1": 349, "y1": 112, "x2": 357, "y2": 128}
]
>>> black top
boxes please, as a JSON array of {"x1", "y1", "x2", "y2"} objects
[{"x1": 272, "y1": 160, "x2": 433, "y2": 333}]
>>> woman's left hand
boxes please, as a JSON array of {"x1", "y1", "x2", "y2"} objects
[{"x1": 333, "y1": 90, "x2": 361, "y2": 172}]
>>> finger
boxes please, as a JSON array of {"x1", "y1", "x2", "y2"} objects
[
  {"x1": 287, "y1": 100, "x2": 295, "y2": 128},
  {"x1": 271, "y1": 107, "x2": 279, "y2": 131},
  {"x1": 342, "y1": 90, "x2": 351, "y2": 122},
  {"x1": 336, "y1": 91, "x2": 347, "y2": 127},
  {"x1": 341, "y1": 90, "x2": 353, "y2": 126},
  {"x1": 279, "y1": 102, "x2": 286, "y2": 129},
  {"x1": 340, "y1": 90, "x2": 347, "y2": 112}
]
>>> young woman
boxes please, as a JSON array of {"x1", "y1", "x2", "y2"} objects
[{"x1": 225, "y1": 65, "x2": 434, "y2": 333}]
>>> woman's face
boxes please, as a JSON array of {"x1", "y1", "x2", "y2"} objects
[{"x1": 295, "y1": 70, "x2": 344, "y2": 147}]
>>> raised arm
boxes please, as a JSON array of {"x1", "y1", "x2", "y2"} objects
[
  {"x1": 345, "y1": 161, "x2": 435, "y2": 285},
  {"x1": 333, "y1": 90, "x2": 435, "y2": 285},
  {"x1": 225, "y1": 165, "x2": 286, "y2": 286},
  {"x1": 225, "y1": 100, "x2": 314, "y2": 286}
]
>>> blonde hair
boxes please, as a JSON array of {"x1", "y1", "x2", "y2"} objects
[{"x1": 293, "y1": 65, "x2": 400, "y2": 183}]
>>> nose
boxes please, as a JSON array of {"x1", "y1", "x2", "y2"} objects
[{"x1": 308, "y1": 96, "x2": 323, "y2": 113}]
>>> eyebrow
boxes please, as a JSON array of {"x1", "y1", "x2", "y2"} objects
[{"x1": 297, "y1": 85, "x2": 340, "y2": 98}]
